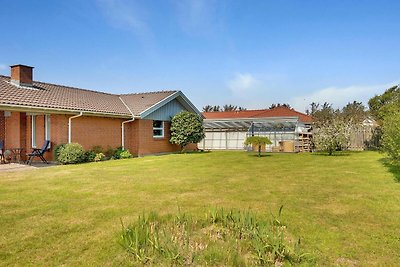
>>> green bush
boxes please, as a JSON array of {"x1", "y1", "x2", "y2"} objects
[
  {"x1": 94, "y1": 153, "x2": 105, "y2": 162},
  {"x1": 170, "y1": 111, "x2": 205, "y2": 151},
  {"x1": 83, "y1": 150, "x2": 97, "y2": 162},
  {"x1": 112, "y1": 147, "x2": 124, "y2": 159},
  {"x1": 57, "y1": 143, "x2": 85, "y2": 164},
  {"x1": 119, "y1": 150, "x2": 133, "y2": 159},
  {"x1": 104, "y1": 146, "x2": 115, "y2": 159},
  {"x1": 53, "y1": 143, "x2": 66, "y2": 160},
  {"x1": 91, "y1": 145, "x2": 104, "y2": 154},
  {"x1": 382, "y1": 110, "x2": 400, "y2": 163}
]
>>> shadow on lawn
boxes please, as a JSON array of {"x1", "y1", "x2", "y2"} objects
[
  {"x1": 310, "y1": 151, "x2": 353, "y2": 157},
  {"x1": 379, "y1": 158, "x2": 400, "y2": 182},
  {"x1": 247, "y1": 153, "x2": 272, "y2": 158}
]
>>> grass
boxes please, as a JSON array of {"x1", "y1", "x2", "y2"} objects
[{"x1": 1, "y1": 151, "x2": 400, "y2": 265}]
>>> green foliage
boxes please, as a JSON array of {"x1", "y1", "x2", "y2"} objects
[
  {"x1": 53, "y1": 143, "x2": 66, "y2": 161},
  {"x1": 57, "y1": 143, "x2": 85, "y2": 164},
  {"x1": 313, "y1": 118, "x2": 352, "y2": 155},
  {"x1": 368, "y1": 85, "x2": 400, "y2": 122},
  {"x1": 170, "y1": 111, "x2": 205, "y2": 150},
  {"x1": 119, "y1": 207, "x2": 311, "y2": 266},
  {"x1": 104, "y1": 146, "x2": 115, "y2": 159},
  {"x1": 119, "y1": 150, "x2": 133, "y2": 159},
  {"x1": 112, "y1": 147, "x2": 124, "y2": 159},
  {"x1": 94, "y1": 153, "x2": 105, "y2": 162},
  {"x1": 381, "y1": 109, "x2": 400, "y2": 163},
  {"x1": 83, "y1": 150, "x2": 96, "y2": 162},
  {"x1": 244, "y1": 136, "x2": 272, "y2": 157},
  {"x1": 91, "y1": 145, "x2": 104, "y2": 154}
]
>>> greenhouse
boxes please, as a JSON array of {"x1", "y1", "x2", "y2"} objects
[{"x1": 199, "y1": 116, "x2": 312, "y2": 152}]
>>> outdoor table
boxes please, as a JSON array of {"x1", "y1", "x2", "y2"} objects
[{"x1": 10, "y1": 148, "x2": 24, "y2": 163}]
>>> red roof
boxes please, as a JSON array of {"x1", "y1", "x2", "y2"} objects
[{"x1": 203, "y1": 106, "x2": 312, "y2": 123}]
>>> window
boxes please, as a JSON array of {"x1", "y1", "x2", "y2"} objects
[
  {"x1": 153, "y1": 120, "x2": 164, "y2": 138},
  {"x1": 45, "y1": 115, "x2": 51, "y2": 148},
  {"x1": 31, "y1": 115, "x2": 36, "y2": 148}
]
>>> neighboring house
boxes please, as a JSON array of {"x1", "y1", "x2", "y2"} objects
[
  {"x1": 0, "y1": 64, "x2": 201, "y2": 161},
  {"x1": 199, "y1": 107, "x2": 313, "y2": 152}
]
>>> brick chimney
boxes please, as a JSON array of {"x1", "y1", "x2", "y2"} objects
[{"x1": 10, "y1": 64, "x2": 34, "y2": 87}]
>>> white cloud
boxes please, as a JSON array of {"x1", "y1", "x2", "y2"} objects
[
  {"x1": 0, "y1": 64, "x2": 6, "y2": 70},
  {"x1": 228, "y1": 73, "x2": 259, "y2": 95},
  {"x1": 173, "y1": 0, "x2": 222, "y2": 37},
  {"x1": 289, "y1": 82, "x2": 400, "y2": 112},
  {"x1": 96, "y1": 0, "x2": 154, "y2": 47}
]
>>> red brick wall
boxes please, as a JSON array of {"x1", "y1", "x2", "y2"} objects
[
  {"x1": 0, "y1": 111, "x2": 5, "y2": 142},
  {"x1": 71, "y1": 116, "x2": 124, "y2": 150}
]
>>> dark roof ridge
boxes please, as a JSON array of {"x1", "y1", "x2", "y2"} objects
[
  {"x1": 120, "y1": 90, "x2": 177, "y2": 96},
  {"x1": 0, "y1": 74, "x2": 116, "y2": 96}
]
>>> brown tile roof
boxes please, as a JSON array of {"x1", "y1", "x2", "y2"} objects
[
  {"x1": 0, "y1": 75, "x2": 177, "y2": 117},
  {"x1": 203, "y1": 106, "x2": 312, "y2": 123},
  {"x1": 120, "y1": 91, "x2": 177, "y2": 116}
]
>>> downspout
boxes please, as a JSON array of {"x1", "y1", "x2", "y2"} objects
[
  {"x1": 68, "y1": 112, "x2": 83, "y2": 143},
  {"x1": 119, "y1": 97, "x2": 137, "y2": 150}
]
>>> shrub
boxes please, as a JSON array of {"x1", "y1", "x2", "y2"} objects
[
  {"x1": 91, "y1": 145, "x2": 104, "y2": 154},
  {"x1": 104, "y1": 146, "x2": 115, "y2": 159},
  {"x1": 170, "y1": 111, "x2": 205, "y2": 151},
  {"x1": 57, "y1": 143, "x2": 85, "y2": 164},
  {"x1": 381, "y1": 110, "x2": 400, "y2": 163},
  {"x1": 112, "y1": 147, "x2": 124, "y2": 159},
  {"x1": 53, "y1": 143, "x2": 66, "y2": 161},
  {"x1": 313, "y1": 118, "x2": 352, "y2": 155},
  {"x1": 94, "y1": 153, "x2": 105, "y2": 162},
  {"x1": 83, "y1": 150, "x2": 96, "y2": 162},
  {"x1": 119, "y1": 150, "x2": 133, "y2": 159}
]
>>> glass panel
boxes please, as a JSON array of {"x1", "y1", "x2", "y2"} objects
[
  {"x1": 153, "y1": 129, "x2": 163, "y2": 136},
  {"x1": 153, "y1": 120, "x2": 162, "y2": 128}
]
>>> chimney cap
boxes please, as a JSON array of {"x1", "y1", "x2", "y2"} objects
[{"x1": 10, "y1": 64, "x2": 34, "y2": 69}]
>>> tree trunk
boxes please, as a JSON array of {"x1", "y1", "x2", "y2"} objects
[{"x1": 258, "y1": 145, "x2": 261, "y2": 157}]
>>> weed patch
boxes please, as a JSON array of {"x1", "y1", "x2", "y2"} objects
[{"x1": 119, "y1": 207, "x2": 313, "y2": 266}]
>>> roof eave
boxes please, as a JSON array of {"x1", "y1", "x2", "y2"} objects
[
  {"x1": 139, "y1": 91, "x2": 203, "y2": 119},
  {"x1": 0, "y1": 103, "x2": 132, "y2": 118}
]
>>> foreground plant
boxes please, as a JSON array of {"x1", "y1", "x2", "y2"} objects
[{"x1": 119, "y1": 207, "x2": 312, "y2": 266}]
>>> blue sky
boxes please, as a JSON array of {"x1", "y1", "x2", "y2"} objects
[{"x1": 1, "y1": 0, "x2": 399, "y2": 112}]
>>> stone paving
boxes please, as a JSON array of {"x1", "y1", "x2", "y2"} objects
[{"x1": 0, "y1": 162, "x2": 58, "y2": 172}]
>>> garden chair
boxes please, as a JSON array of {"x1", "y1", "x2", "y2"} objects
[
  {"x1": 26, "y1": 140, "x2": 51, "y2": 165},
  {"x1": 0, "y1": 140, "x2": 4, "y2": 164}
]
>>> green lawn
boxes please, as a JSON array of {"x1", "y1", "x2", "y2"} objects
[{"x1": 1, "y1": 151, "x2": 400, "y2": 266}]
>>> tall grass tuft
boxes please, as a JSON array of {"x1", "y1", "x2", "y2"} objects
[{"x1": 119, "y1": 207, "x2": 313, "y2": 265}]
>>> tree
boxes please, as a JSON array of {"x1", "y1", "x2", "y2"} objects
[
  {"x1": 202, "y1": 105, "x2": 213, "y2": 112},
  {"x1": 268, "y1": 103, "x2": 291, "y2": 109},
  {"x1": 341, "y1": 101, "x2": 367, "y2": 123},
  {"x1": 312, "y1": 118, "x2": 352, "y2": 155},
  {"x1": 368, "y1": 85, "x2": 400, "y2": 122},
  {"x1": 381, "y1": 108, "x2": 400, "y2": 162},
  {"x1": 170, "y1": 111, "x2": 205, "y2": 151},
  {"x1": 244, "y1": 136, "x2": 272, "y2": 157}
]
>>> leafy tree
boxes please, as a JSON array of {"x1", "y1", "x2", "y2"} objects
[
  {"x1": 268, "y1": 103, "x2": 292, "y2": 109},
  {"x1": 170, "y1": 111, "x2": 205, "y2": 151},
  {"x1": 308, "y1": 102, "x2": 338, "y2": 126},
  {"x1": 341, "y1": 101, "x2": 367, "y2": 123},
  {"x1": 368, "y1": 85, "x2": 400, "y2": 122},
  {"x1": 202, "y1": 105, "x2": 213, "y2": 112},
  {"x1": 244, "y1": 136, "x2": 272, "y2": 157},
  {"x1": 381, "y1": 108, "x2": 400, "y2": 162},
  {"x1": 313, "y1": 118, "x2": 352, "y2": 155}
]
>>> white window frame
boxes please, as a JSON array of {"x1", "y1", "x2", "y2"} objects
[
  {"x1": 153, "y1": 120, "x2": 164, "y2": 138},
  {"x1": 45, "y1": 114, "x2": 51, "y2": 148},
  {"x1": 31, "y1": 115, "x2": 37, "y2": 148}
]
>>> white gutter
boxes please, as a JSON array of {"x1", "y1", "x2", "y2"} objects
[
  {"x1": 68, "y1": 112, "x2": 83, "y2": 143},
  {"x1": 119, "y1": 97, "x2": 138, "y2": 149}
]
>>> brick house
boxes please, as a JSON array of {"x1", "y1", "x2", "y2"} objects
[{"x1": 0, "y1": 64, "x2": 201, "y2": 161}]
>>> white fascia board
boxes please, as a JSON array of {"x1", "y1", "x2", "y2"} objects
[{"x1": 139, "y1": 91, "x2": 203, "y2": 119}]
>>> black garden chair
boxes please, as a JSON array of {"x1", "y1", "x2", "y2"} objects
[{"x1": 27, "y1": 140, "x2": 51, "y2": 165}]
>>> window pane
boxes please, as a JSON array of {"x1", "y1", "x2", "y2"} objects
[
  {"x1": 153, "y1": 120, "x2": 162, "y2": 128},
  {"x1": 153, "y1": 129, "x2": 163, "y2": 136}
]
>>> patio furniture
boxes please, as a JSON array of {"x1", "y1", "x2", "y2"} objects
[
  {"x1": 26, "y1": 140, "x2": 51, "y2": 165},
  {"x1": 0, "y1": 140, "x2": 4, "y2": 164},
  {"x1": 10, "y1": 148, "x2": 24, "y2": 163}
]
